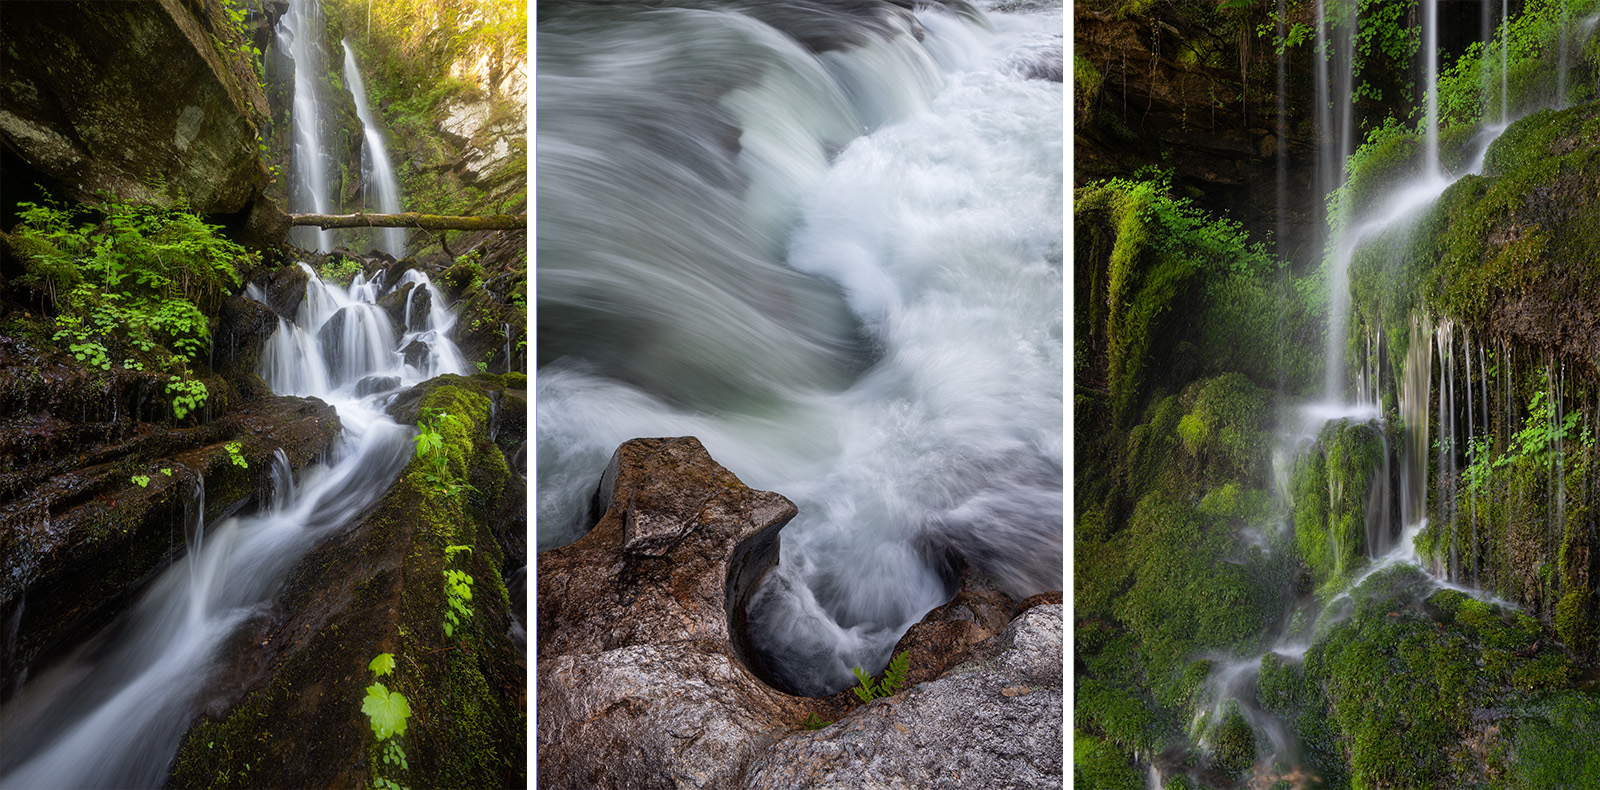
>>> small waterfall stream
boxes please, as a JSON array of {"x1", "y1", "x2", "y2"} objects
[
  {"x1": 342, "y1": 41, "x2": 407, "y2": 258},
  {"x1": 278, "y1": 0, "x2": 336, "y2": 252},
  {"x1": 0, "y1": 268, "x2": 465, "y2": 789}
]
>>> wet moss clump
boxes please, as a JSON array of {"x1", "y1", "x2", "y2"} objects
[
  {"x1": 1073, "y1": 730, "x2": 1145, "y2": 790},
  {"x1": 1206, "y1": 702, "x2": 1256, "y2": 779},
  {"x1": 1290, "y1": 418, "x2": 1385, "y2": 594},
  {"x1": 1289, "y1": 569, "x2": 1579, "y2": 788}
]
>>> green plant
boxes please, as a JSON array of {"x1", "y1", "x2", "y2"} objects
[
  {"x1": 412, "y1": 411, "x2": 474, "y2": 498},
  {"x1": 224, "y1": 441, "x2": 249, "y2": 469},
  {"x1": 800, "y1": 712, "x2": 831, "y2": 730},
  {"x1": 361, "y1": 653, "x2": 411, "y2": 740},
  {"x1": 851, "y1": 650, "x2": 910, "y2": 703},
  {"x1": 442, "y1": 544, "x2": 474, "y2": 638},
  {"x1": 132, "y1": 474, "x2": 151, "y2": 488},
  {"x1": 169, "y1": 376, "x2": 209, "y2": 420}
]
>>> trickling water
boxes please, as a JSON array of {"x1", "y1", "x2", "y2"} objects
[
  {"x1": 342, "y1": 41, "x2": 407, "y2": 259},
  {"x1": 0, "y1": 266, "x2": 467, "y2": 788},
  {"x1": 277, "y1": 0, "x2": 336, "y2": 252},
  {"x1": 537, "y1": 0, "x2": 1061, "y2": 696},
  {"x1": 1424, "y1": 0, "x2": 1440, "y2": 177}
]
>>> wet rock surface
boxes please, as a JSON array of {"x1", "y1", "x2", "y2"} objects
[
  {"x1": 0, "y1": 390, "x2": 340, "y2": 699},
  {"x1": 742, "y1": 604, "x2": 1064, "y2": 790},
  {"x1": 537, "y1": 436, "x2": 1063, "y2": 789}
]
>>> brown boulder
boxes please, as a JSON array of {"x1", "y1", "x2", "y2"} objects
[{"x1": 537, "y1": 436, "x2": 810, "y2": 789}]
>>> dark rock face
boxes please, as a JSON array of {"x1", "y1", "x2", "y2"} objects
[
  {"x1": 0, "y1": 0, "x2": 270, "y2": 214},
  {"x1": 0, "y1": 391, "x2": 340, "y2": 699},
  {"x1": 537, "y1": 437, "x2": 1064, "y2": 789},
  {"x1": 247, "y1": 263, "x2": 311, "y2": 321},
  {"x1": 1075, "y1": 4, "x2": 1320, "y2": 262}
]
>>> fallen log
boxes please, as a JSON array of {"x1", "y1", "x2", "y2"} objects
[{"x1": 287, "y1": 212, "x2": 526, "y2": 231}]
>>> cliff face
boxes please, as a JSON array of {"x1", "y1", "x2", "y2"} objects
[
  {"x1": 1075, "y1": 1, "x2": 1323, "y2": 263},
  {"x1": 0, "y1": 1, "x2": 272, "y2": 217}
]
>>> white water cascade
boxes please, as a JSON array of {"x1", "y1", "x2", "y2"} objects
[
  {"x1": 0, "y1": 268, "x2": 466, "y2": 788},
  {"x1": 342, "y1": 41, "x2": 408, "y2": 259},
  {"x1": 537, "y1": 0, "x2": 1062, "y2": 696},
  {"x1": 277, "y1": 0, "x2": 336, "y2": 252}
]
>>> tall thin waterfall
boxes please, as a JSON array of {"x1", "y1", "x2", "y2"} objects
[
  {"x1": 0, "y1": 267, "x2": 466, "y2": 789},
  {"x1": 342, "y1": 41, "x2": 407, "y2": 258},
  {"x1": 278, "y1": 0, "x2": 336, "y2": 252}
]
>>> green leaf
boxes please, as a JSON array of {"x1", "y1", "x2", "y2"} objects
[
  {"x1": 368, "y1": 652, "x2": 396, "y2": 677},
  {"x1": 361, "y1": 682, "x2": 411, "y2": 740}
]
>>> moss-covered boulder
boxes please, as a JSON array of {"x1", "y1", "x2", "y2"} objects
[
  {"x1": 1290, "y1": 418, "x2": 1388, "y2": 594},
  {"x1": 167, "y1": 380, "x2": 524, "y2": 789}
]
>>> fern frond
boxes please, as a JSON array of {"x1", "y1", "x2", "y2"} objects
[{"x1": 882, "y1": 650, "x2": 910, "y2": 695}]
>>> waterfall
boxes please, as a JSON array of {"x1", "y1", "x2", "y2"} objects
[
  {"x1": 0, "y1": 266, "x2": 467, "y2": 788},
  {"x1": 538, "y1": 0, "x2": 1062, "y2": 696},
  {"x1": 278, "y1": 0, "x2": 336, "y2": 252},
  {"x1": 1424, "y1": 0, "x2": 1440, "y2": 177},
  {"x1": 342, "y1": 41, "x2": 407, "y2": 259}
]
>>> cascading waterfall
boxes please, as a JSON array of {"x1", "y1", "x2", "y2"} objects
[
  {"x1": 537, "y1": 0, "x2": 1062, "y2": 695},
  {"x1": 0, "y1": 267, "x2": 466, "y2": 788},
  {"x1": 342, "y1": 41, "x2": 407, "y2": 258},
  {"x1": 277, "y1": 0, "x2": 336, "y2": 252}
]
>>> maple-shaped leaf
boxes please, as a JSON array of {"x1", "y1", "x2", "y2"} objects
[
  {"x1": 362, "y1": 682, "x2": 411, "y2": 740},
  {"x1": 368, "y1": 652, "x2": 396, "y2": 677}
]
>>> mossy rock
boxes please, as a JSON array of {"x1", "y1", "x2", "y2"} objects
[
  {"x1": 1290, "y1": 418, "x2": 1386, "y2": 593},
  {"x1": 168, "y1": 384, "x2": 524, "y2": 788}
]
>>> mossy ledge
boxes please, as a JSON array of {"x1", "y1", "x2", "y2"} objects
[{"x1": 166, "y1": 377, "x2": 525, "y2": 789}]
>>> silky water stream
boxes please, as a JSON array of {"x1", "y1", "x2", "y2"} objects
[
  {"x1": 536, "y1": 0, "x2": 1063, "y2": 695},
  {"x1": 0, "y1": 268, "x2": 466, "y2": 788}
]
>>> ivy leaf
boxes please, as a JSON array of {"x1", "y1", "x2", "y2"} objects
[
  {"x1": 362, "y1": 682, "x2": 411, "y2": 740},
  {"x1": 368, "y1": 652, "x2": 396, "y2": 677}
]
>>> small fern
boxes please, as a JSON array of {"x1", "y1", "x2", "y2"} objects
[{"x1": 851, "y1": 650, "x2": 911, "y2": 702}]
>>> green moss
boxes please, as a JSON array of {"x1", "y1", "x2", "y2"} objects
[
  {"x1": 1074, "y1": 730, "x2": 1145, "y2": 790},
  {"x1": 1507, "y1": 692, "x2": 1600, "y2": 787},
  {"x1": 1555, "y1": 589, "x2": 1596, "y2": 656},
  {"x1": 1291, "y1": 418, "x2": 1385, "y2": 593},
  {"x1": 1208, "y1": 703, "x2": 1256, "y2": 779}
]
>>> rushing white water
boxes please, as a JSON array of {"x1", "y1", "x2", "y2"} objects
[
  {"x1": 277, "y1": 0, "x2": 336, "y2": 252},
  {"x1": 342, "y1": 41, "x2": 408, "y2": 258},
  {"x1": 0, "y1": 266, "x2": 466, "y2": 788},
  {"x1": 537, "y1": 0, "x2": 1062, "y2": 695}
]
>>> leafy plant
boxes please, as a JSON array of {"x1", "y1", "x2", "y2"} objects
[
  {"x1": 442, "y1": 544, "x2": 474, "y2": 638},
  {"x1": 225, "y1": 441, "x2": 249, "y2": 469},
  {"x1": 850, "y1": 650, "x2": 910, "y2": 703},
  {"x1": 169, "y1": 376, "x2": 209, "y2": 420},
  {"x1": 800, "y1": 712, "x2": 831, "y2": 730},
  {"x1": 132, "y1": 474, "x2": 151, "y2": 488},
  {"x1": 361, "y1": 653, "x2": 411, "y2": 740},
  {"x1": 412, "y1": 411, "x2": 473, "y2": 498}
]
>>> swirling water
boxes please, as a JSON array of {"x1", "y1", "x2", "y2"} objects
[{"x1": 536, "y1": 0, "x2": 1063, "y2": 695}]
